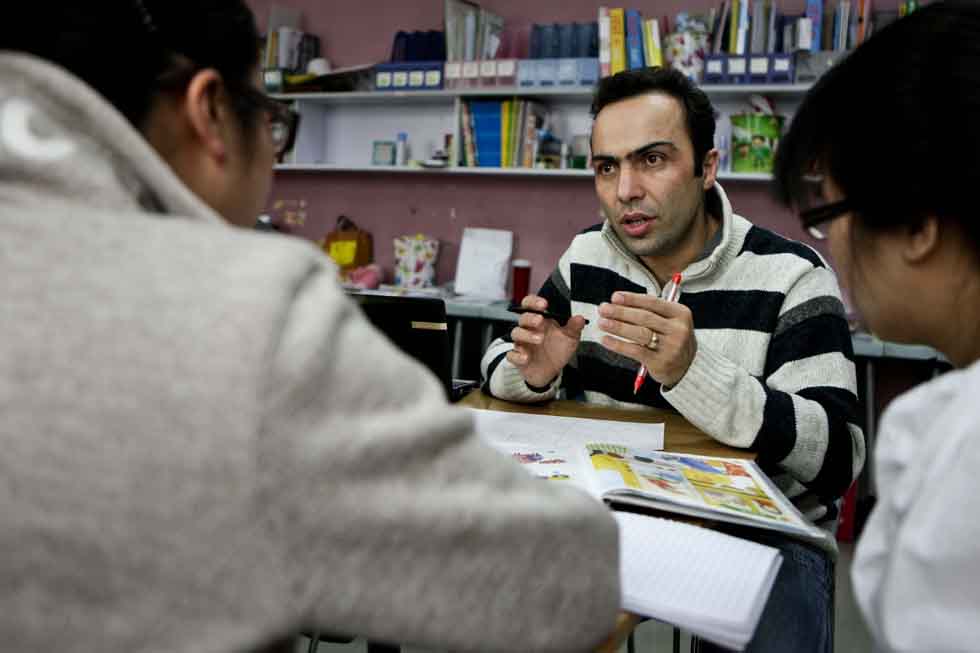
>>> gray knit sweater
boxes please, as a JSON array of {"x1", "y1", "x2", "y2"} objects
[
  {"x1": 482, "y1": 185, "x2": 866, "y2": 535},
  {"x1": 0, "y1": 54, "x2": 619, "y2": 652}
]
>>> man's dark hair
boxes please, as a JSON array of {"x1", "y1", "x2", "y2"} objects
[
  {"x1": 2, "y1": 0, "x2": 262, "y2": 132},
  {"x1": 591, "y1": 67, "x2": 718, "y2": 177},
  {"x1": 774, "y1": 0, "x2": 980, "y2": 256}
]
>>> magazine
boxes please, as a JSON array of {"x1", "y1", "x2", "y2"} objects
[{"x1": 491, "y1": 440, "x2": 828, "y2": 543}]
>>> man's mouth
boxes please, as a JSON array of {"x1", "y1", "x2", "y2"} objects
[{"x1": 620, "y1": 212, "x2": 655, "y2": 237}]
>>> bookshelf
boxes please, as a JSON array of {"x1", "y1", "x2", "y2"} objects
[{"x1": 274, "y1": 82, "x2": 812, "y2": 180}]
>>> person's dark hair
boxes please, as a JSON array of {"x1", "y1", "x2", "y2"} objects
[
  {"x1": 591, "y1": 67, "x2": 717, "y2": 177},
  {"x1": 774, "y1": 0, "x2": 980, "y2": 256},
  {"x1": 2, "y1": 1, "x2": 261, "y2": 132}
]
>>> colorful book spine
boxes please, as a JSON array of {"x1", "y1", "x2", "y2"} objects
[
  {"x1": 609, "y1": 8, "x2": 627, "y2": 75},
  {"x1": 728, "y1": 0, "x2": 740, "y2": 54},
  {"x1": 470, "y1": 100, "x2": 502, "y2": 168},
  {"x1": 598, "y1": 7, "x2": 612, "y2": 78},
  {"x1": 625, "y1": 9, "x2": 646, "y2": 70},
  {"x1": 500, "y1": 99, "x2": 511, "y2": 169},
  {"x1": 648, "y1": 19, "x2": 664, "y2": 67},
  {"x1": 460, "y1": 101, "x2": 476, "y2": 167},
  {"x1": 806, "y1": 0, "x2": 824, "y2": 53}
]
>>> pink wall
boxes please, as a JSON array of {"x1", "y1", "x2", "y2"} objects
[{"x1": 247, "y1": 0, "x2": 872, "y2": 290}]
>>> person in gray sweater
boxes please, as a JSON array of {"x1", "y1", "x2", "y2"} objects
[{"x1": 0, "y1": 2, "x2": 619, "y2": 652}]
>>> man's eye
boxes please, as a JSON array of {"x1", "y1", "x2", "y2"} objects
[
  {"x1": 597, "y1": 163, "x2": 615, "y2": 175},
  {"x1": 645, "y1": 153, "x2": 663, "y2": 166}
]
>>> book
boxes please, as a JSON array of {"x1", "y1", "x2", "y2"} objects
[
  {"x1": 750, "y1": 0, "x2": 767, "y2": 53},
  {"x1": 500, "y1": 99, "x2": 512, "y2": 168},
  {"x1": 475, "y1": 408, "x2": 784, "y2": 649},
  {"x1": 477, "y1": 8, "x2": 505, "y2": 60},
  {"x1": 806, "y1": 0, "x2": 824, "y2": 53},
  {"x1": 460, "y1": 101, "x2": 477, "y2": 166},
  {"x1": 643, "y1": 18, "x2": 663, "y2": 67},
  {"x1": 444, "y1": 0, "x2": 480, "y2": 61},
  {"x1": 736, "y1": 0, "x2": 750, "y2": 54},
  {"x1": 615, "y1": 511, "x2": 782, "y2": 650},
  {"x1": 712, "y1": 0, "x2": 731, "y2": 54},
  {"x1": 625, "y1": 9, "x2": 646, "y2": 70},
  {"x1": 728, "y1": 0, "x2": 740, "y2": 53},
  {"x1": 598, "y1": 7, "x2": 612, "y2": 77},
  {"x1": 488, "y1": 436, "x2": 829, "y2": 543},
  {"x1": 609, "y1": 8, "x2": 627, "y2": 75}
]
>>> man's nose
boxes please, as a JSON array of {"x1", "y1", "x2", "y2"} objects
[{"x1": 617, "y1": 162, "x2": 643, "y2": 204}]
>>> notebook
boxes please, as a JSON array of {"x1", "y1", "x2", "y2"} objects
[
  {"x1": 615, "y1": 511, "x2": 782, "y2": 650},
  {"x1": 348, "y1": 291, "x2": 477, "y2": 401}
]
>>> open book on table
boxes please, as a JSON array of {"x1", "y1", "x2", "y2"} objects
[
  {"x1": 472, "y1": 408, "x2": 798, "y2": 650},
  {"x1": 488, "y1": 438, "x2": 829, "y2": 544}
]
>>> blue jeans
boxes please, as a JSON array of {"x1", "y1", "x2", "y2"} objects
[{"x1": 692, "y1": 527, "x2": 834, "y2": 653}]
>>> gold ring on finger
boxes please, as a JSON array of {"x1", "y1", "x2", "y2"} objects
[{"x1": 647, "y1": 331, "x2": 659, "y2": 350}]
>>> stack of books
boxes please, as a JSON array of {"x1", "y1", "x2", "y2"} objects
[{"x1": 460, "y1": 100, "x2": 549, "y2": 169}]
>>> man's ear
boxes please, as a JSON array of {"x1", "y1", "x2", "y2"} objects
[
  {"x1": 182, "y1": 69, "x2": 228, "y2": 164},
  {"x1": 903, "y1": 216, "x2": 940, "y2": 265},
  {"x1": 700, "y1": 148, "x2": 720, "y2": 189}
]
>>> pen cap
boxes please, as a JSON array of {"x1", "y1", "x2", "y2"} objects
[{"x1": 660, "y1": 273, "x2": 683, "y2": 302}]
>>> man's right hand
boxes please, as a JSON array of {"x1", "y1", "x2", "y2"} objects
[{"x1": 506, "y1": 295, "x2": 587, "y2": 388}]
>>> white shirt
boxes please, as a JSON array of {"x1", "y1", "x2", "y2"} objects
[{"x1": 852, "y1": 358, "x2": 980, "y2": 651}]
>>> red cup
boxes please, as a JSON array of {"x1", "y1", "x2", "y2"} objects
[{"x1": 512, "y1": 259, "x2": 531, "y2": 304}]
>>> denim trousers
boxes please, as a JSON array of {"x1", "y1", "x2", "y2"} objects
[{"x1": 692, "y1": 527, "x2": 834, "y2": 653}]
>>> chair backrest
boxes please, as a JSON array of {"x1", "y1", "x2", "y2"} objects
[{"x1": 348, "y1": 291, "x2": 453, "y2": 400}]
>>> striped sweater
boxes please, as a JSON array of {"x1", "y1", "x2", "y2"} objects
[{"x1": 482, "y1": 184, "x2": 866, "y2": 533}]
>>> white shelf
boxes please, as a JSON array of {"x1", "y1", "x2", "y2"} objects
[
  {"x1": 274, "y1": 164, "x2": 773, "y2": 181},
  {"x1": 272, "y1": 83, "x2": 811, "y2": 104},
  {"x1": 274, "y1": 164, "x2": 592, "y2": 177},
  {"x1": 272, "y1": 90, "x2": 456, "y2": 104},
  {"x1": 276, "y1": 163, "x2": 772, "y2": 181}
]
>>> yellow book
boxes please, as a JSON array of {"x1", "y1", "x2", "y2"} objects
[
  {"x1": 644, "y1": 19, "x2": 663, "y2": 67},
  {"x1": 729, "y1": 0, "x2": 740, "y2": 53},
  {"x1": 642, "y1": 18, "x2": 655, "y2": 67},
  {"x1": 609, "y1": 9, "x2": 626, "y2": 75}
]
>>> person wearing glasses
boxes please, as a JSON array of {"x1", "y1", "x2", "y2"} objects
[
  {"x1": 0, "y1": 2, "x2": 622, "y2": 652},
  {"x1": 775, "y1": 1, "x2": 980, "y2": 648},
  {"x1": 481, "y1": 66, "x2": 864, "y2": 652}
]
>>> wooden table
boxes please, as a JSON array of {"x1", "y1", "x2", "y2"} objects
[{"x1": 460, "y1": 391, "x2": 753, "y2": 652}]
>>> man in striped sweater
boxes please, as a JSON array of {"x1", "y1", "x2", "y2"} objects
[{"x1": 481, "y1": 68, "x2": 864, "y2": 653}]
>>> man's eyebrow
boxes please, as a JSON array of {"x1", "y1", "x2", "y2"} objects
[{"x1": 591, "y1": 140, "x2": 677, "y2": 163}]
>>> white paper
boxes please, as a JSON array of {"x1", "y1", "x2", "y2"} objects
[
  {"x1": 471, "y1": 409, "x2": 664, "y2": 452},
  {"x1": 454, "y1": 228, "x2": 513, "y2": 300},
  {"x1": 615, "y1": 512, "x2": 782, "y2": 651}
]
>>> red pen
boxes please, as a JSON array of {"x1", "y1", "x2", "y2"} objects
[{"x1": 633, "y1": 273, "x2": 683, "y2": 395}]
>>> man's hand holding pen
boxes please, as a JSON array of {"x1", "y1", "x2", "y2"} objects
[
  {"x1": 507, "y1": 295, "x2": 588, "y2": 388},
  {"x1": 597, "y1": 291, "x2": 698, "y2": 388}
]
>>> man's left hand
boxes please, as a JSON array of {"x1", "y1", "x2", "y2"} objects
[{"x1": 597, "y1": 291, "x2": 697, "y2": 388}]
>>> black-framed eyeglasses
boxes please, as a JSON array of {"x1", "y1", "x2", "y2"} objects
[
  {"x1": 238, "y1": 87, "x2": 300, "y2": 160},
  {"x1": 800, "y1": 198, "x2": 852, "y2": 240},
  {"x1": 155, "y1": 66, "x2": 300, "y2": 160}
]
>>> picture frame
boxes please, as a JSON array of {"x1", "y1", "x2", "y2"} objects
[{"x1": 372, "y1": 140, "x2": 397, "y2": 165}]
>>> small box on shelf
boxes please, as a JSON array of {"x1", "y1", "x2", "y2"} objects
[
  {"x1": 534, "y1": 59, "x2": 559, "y2": 86},
  {"x1": 479, "y1": 59, "x2": 498, "y2": 87},
  {"x1": 726, "y1": 56, "x2": 749, "y2": 85},
  {"x1": 460, "y1": 61, "x2": 481, "y2": 88},
  {"x1": 768, "y1": 54, "x2": 794, "y2": 84},
  {"x1": 517, "y1": 60, "x2": 536, "y2": 87},
  {"x1": 374, "y1": 61, "x2": 444, "y2": 91},
  {"x1": 444, "y1": 61, "x2": 462, "y2": 90},
  {"x1": 748, "y1": 56, "x2": 771, "y2": 84},
  {"x1": 496, "y1": 59, "x2": 518, "y2": 86},
  {"x1": 701, "y1": 53, "x2": 799, "y2": 86},
  {"x1": 703, "y1": 55, "x2": 727, "y2": 84}
]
